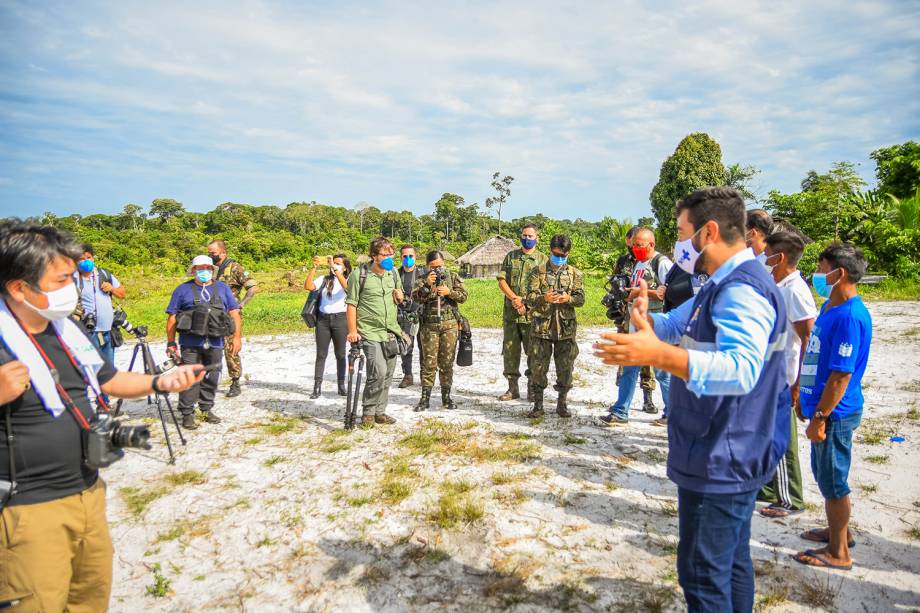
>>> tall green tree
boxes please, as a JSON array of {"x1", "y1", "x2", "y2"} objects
[
  {"x1": 870, "y1": 141, "x2": 920, "y2": 200},
  {"x1": 150, "y1": 198, "x2": 185, "y2": 222},
  {"x1": 484, "y1": 171, "x2": 514, "y2": 237},
  {"x1": 725, "y1": 163, "x2": 761, "y2": 203},
  {"x1": 649, "y1": 133, "x2": 726, "y2": 246}
]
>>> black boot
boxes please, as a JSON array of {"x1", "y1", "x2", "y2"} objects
[
  {"x1": 226, "y1": 378, "x2": 241, "y2": 397},
  {"x1": 498, "y1": 378, "x2": 520, "y2": 401},
  {"x1": 414, "y1": 387, "x2": 431, "y2": 412},
  {"x1": 441, "y1": 386, "x2": 457, "y2": 410},
  {"x1": 181, "y1": 413, "x2": 198, "y2": 430},
  {"x1": 526, "y1": 390, "x2": 544, "y2": 418},
  {"x1": 526, "y1": 381, "x2": 535, "y2": 403},
  {"x1": 337, "y1": 379, "x2": 347, "y2": 396},
  {"x1": 310, "y1": 380, "x2": 322, "y2": 399},
  {"x1": 642, "y1": 389, "x2": 658, "y2": 414},
  {"x1": 556, "y1": 390, "x2": 571, "y2": 418},
  {"x1": 202, "y1": 409, "x2": 222, "y2": 424}
]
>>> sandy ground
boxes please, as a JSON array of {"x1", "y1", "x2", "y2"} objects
[{"x1": 103, "y1": 301, "x2": 920, "y2": 612}]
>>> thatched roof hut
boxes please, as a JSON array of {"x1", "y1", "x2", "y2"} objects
[
  {"x1": 457, "y1": 236, "x2": 517, "y2": 278},
  {"x1": 441, "y1": 250, "x2": 457, "y2": 262}
]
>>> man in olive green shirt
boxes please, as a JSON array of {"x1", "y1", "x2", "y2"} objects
[
  {"x1": 496, "y1": 223, "x2": 548, "y2": 401},
  {"x1": 346, "y1": 237, "x2": 405, "y2": 426}
]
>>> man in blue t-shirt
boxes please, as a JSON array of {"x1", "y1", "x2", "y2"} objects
[
  {"x1": 794, "y1": 243, "x2": 872, "y2": 572},
  {"x1": 75, "y1": 244, "x2": 126, "y2": 364},
  {"x1": 166, "y1": 255, "x2": 242, "y2": 429}
]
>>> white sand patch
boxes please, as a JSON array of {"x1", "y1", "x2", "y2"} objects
[{"x1": 103, "y1": 302, "x2": 920, "y2": 611}]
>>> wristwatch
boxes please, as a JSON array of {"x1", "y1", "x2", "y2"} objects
[
  {"x1": 812, "y1": 412, "x2": 829, "y2": 421},
  {"x1": 151, "y1": 374, "x2": 163, "y2": 394}
]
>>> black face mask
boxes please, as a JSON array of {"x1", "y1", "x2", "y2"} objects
[{"x1": 210, "y1": 254, "x2": 221, "y2": 265}]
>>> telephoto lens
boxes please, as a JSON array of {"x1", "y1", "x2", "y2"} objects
[{"x1": 111, "y1": 423, "x2": 152, "y2": 450}]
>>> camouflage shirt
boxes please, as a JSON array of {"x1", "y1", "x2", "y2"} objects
[
  {"x1": 216, "y1": 259, "x2": 257, "y2": 301},
  {"x1": 497, "y1": 248, "x2": 548, "y2": 323},
  {"x1": 524, "y1": 264, "x2": 585, "y2": 340},
  {"x1": 412, "y1": 270, "x2": 468, "y2": 322}
]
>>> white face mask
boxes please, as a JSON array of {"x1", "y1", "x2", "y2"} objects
[
  {"x1": 23, "y1": 282, "x2": 79, "y2": 321},
  {"x1": 332, "y1": 264, "x2": 343, "y2": 272},
  {"x1": 762, "y1": 254, "x2": 780, "y2": 276},
  {"x1": 673, "y1": 227, "x2": 706, "y2": 275}
]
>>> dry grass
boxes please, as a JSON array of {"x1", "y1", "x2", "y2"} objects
[
  {"x1": 120, "y1": 486, "x2": 170, "y2": 518},
  {"x1": 428, "y1": 480, "x2": 485, "y2": 528},
  {"x1": 261, "y1": 414, "x2": 303, "y2": 435},
  {"x1": 796, "y1": 572, "x2": 842, "y2": 609},
  {"x1": 154, "y1": 517, "x2": 214, "y2": 543},
  {"x1": 378, "y1": 455, "x2": 420, "y2": 505},
  {"x1": 165, "y1": 470, "x2": 207, "y2": 486},
  {"x1": 315, "y1": 430, "x2": 353, "y2": 454},
  {"x1": 399, "y1": 419, "x2": 540, "y2": 463},
  {"x1": 865, "y1": 454, "x2": 890, "y2": 465}
]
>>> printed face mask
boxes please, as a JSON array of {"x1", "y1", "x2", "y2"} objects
[
  {"x1": 673, "y1": 226, "x2": 706, "y2": 275},
  {"x1": 379, "y1": 256, "x2": 395, "y2": 271},
  {"x1": 550, "y1": 254, "x2": 568, "y2": 267},
  {"x1": 23, "y1": 282, "x2": 79, "y2": 321},
  {"x1": 521, "y1": 237, "x2": 537, "y2": 250},
  {"x1": 78, "y1": 259, "x2": 95, "y2": 273},
  {"x1": 196, "y1": 269, "x2": 213, "y2": 283},
  {"x1": 812, "y1": 269, "x2": 840, "y2": 298}
]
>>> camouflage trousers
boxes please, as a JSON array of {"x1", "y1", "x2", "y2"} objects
[
  {"x1": 420, "y1": 321, "x2": 459, "y2": 388},
  {"x1": 528, "y1": 337, "x2": 579, "y2": 393},
  {"x1": 614, "y1": 324, "x2": 654, "y2": 391},
  {"x1": 502, "y1": 319, "x2": 534, "y2": 382},
  {"x1": 224, "y1": 335, "x2": 241, "y2": 380}
]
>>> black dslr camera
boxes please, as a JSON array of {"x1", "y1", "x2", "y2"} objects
[
  {"x1": 432, "y1": 267, "x2": 446, "y2": 287},
  {"x1": 82, "y1": 312, "x2": 97, "y2": 332},
  {"x1": 397, "y1": 297, "x2": 421, "y2": 336},
  {"x1": 601, "y1": 274, "x2": 632, "y2": 321},
  {"x1": 112, "y1": 308, "x2": 148, "y2": 338},
  {"x1": 84, "y1": 413, "x2": 152, "y2": 470}
]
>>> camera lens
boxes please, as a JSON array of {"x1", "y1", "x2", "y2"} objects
[{"x1": 111, "y1": 423, "x2": 152, "y2": 450}]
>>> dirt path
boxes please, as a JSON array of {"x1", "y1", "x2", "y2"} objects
[{"x1": 105, "y1": 301, "x2": 920, "y2": 612}]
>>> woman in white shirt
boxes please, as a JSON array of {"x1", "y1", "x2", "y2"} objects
[{"x1": 304, "y1": 254, "x2": 351, "y2": 398}]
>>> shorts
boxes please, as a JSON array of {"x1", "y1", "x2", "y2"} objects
[{"x1": 810, "y1": 411, "x2": 861, "y2": 500}]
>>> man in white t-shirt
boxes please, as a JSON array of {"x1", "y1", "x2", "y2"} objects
[{"x1": 758, "y1": 231, "x2": 817, "y2": 517}]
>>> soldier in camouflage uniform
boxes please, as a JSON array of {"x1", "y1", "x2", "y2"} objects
[
  {"x1": 411, "y1": 251, "x2": 468, "y2": 411},
  {"x1": 524, "y1": 234, "x2": 585, "y2": 418},
  {"x1": 613, "y1": 226, "x2": 657, "y2": 408},
  {"x1": 208, "y1": 239, "x2": 258, "y2": 397},
  {"x1": 496, "y1": 224, "x2": 548, "y2": 402}
]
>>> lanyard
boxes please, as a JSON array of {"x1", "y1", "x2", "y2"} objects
[{"x1": 5, "y1": 302, "x2": 109, "y2": 430}]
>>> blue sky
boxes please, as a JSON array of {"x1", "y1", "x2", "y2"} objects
[{"x1": 1, "y1": 0, "x2": 918, "y2": 222}]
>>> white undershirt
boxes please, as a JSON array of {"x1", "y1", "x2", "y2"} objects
[{"x1": 318, "y1": 275, "x2": 347, "y2": 314}]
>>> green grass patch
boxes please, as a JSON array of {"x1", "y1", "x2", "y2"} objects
[
  {"x1": 399, "y1": 419, "x2": 539, "y2": 463},
  {"x1": 315, "y1": 429, "x2": 353, "y2": 453},
  {"x1": 347, "y1": 495, "x2": 373, "y2": 507},
  {"x1": 857, "y1": 278, "x2": 920, "y2": 302},
  {"x1": 120, "y1": 486, "x2": 170, "y2": 518},
  {"x1": 145, "y1": 562, "x2": 172, "y2": 598},
  {"x1": 906, "y1": 526, "x2": 920, "y2": 541},
  {"x1": 154, "y1": 517, "x2": 214, "y2": 543},
  {"x1": 165, "y1": 470, "x2": 207, "y2": 486},
  {"x1": 428, "y1": 490, "x2": 485, "y2": 528},
  {"x1": 244, "y1": 436, "x2": 263, "y2": 445},
  {"x1": 563, "y1": 433, "x2": 587, "y2": 445},
  {"x1": 858, "y1": 483, "x2": 879, "y2": 494},
  {"x1": 490, "y1": 471, "x2": 522, "y2": 485},
  {"x1": 263, "y1": 455, "x2": 287, "y2": 467},
  {"x1": 261, "y1": 414, "x2": 302, "y2": 435},
  {"x1": 865, "y1": 454, "x2": 889, "y2": 465},
  {"x1": 377, "y1": 454, "x2": 421, "y2": 505}
]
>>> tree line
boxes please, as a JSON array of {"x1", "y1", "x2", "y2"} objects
[{"x1": 15, "y1": 137, "x2": 919, "y2": 280}]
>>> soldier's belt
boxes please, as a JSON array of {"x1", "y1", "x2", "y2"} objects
[{"x1": 422, "y1": 314, "x2": 456, "y2": 324}]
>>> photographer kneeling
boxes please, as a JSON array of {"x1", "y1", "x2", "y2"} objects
[
  {"x1": 0, "y1": 224, "x2": 205, "y2": 612},
  {"x1": 166, "y1": 255, "x2": 242, "y2": 430}
]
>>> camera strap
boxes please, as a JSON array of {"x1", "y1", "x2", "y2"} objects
[{"x1": 0, "y1": 339, "x2": 19, "y2": 503}]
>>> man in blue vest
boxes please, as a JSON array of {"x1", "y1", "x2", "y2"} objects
[{"x1": 594, "y1": 187, "x2": 788, "y2": 612}]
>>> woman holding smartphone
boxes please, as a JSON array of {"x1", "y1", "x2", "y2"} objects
[{"x1": 305, "y1": 254, "x2": 351, "y2": 398}]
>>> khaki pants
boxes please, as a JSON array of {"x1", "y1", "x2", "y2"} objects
[{"x1": 1, "y1": 479, "x2": 113, "y2": 612}]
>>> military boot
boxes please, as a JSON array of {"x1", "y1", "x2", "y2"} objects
[
  {"x1": 337, "y1": 379, "x2": 347, "y2": 396},
  {"x1": 642, "y1": 390, "x2": 658, "y2": 414},
  {"x1": 441, "y1": 386, "x2": 457, "y2": 410},
  {"x1": 414, "y1": 387, "x2": 431, "y2": 412},
  {"x1": 498, "y1": 378, "x2": 520, "y2": 401},
  {"x1": 526, "y1": 389, "x2": 544, "y2": 418},
  {"x1": 556, "y1": 390, "x2": 571, "y2": 418},
  {"x1": 226, "y1": 378, "x2": 241, "y2": 398},
  {"x1": 202, "y1": 410, "x2": 222, "y2": 424},
  {"x1": 526, "y1": 380, "x2": 535, "y2": 403},
  {"x1": 182, "y1": 413, "x2": 198, "y2": 430},
  {"x1": 398, "y1": 374, "x2": 414, "y2": 388},
  {"x1": 310, "y1": 380, "x2": 322, "y2": 399}
]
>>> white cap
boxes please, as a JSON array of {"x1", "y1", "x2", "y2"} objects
[{"x1": 187, "y1": 255, "x2": 216, "y2": 276}]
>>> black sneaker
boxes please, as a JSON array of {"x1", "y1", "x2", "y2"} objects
[
  {"x1": 599, "y1": 414, "x2": 628, "y2": 426},
  {"x1": 202, "y1": 411, "x2": 222, "y2": 424}
]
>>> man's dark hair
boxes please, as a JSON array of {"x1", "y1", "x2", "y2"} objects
[
  {"x1": 549, "y1": 234, "x2": 572, "y2": 253},
  {"x1": 746, "y1": 208, "x2": 773, "y2": 235},
  {"x1": 521, "y1": 223, "x2": 538, "y2": 233},
  {"x1": 400, "y1": 244, "x2": 415, "y2": 254},
  {"x1": 369, "y1": 236, "x2": 394, "y2": 257},
  {"x1": 425, "y1": 250, "x2": 444, "y2": 264},
  {"x1": 765, "y1": 231, "x2": 806, "y2": 267},
  {"x1": 771, "y1": 218, "x2": 812, "y2": 244},
  {"x1": 676, "y1": 187, "x2": 746, "y2": 244},
  {"x1": 819, "y1": 243, "x2": 867, "y2": 283},
  {"x1": 626, "y1": 225, "x2": 641, "y2": 240},
  {"x1": 0, "y1": 223, "x2": 83, "y2": 293},
  {"x1": 81, "y1": 243, "x2": 94, "y2": 256}
]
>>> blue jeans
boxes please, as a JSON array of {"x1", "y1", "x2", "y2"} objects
[
  {"x1": 811, "y1": 411, "x2": 862, "y2": 500},
  {"x1": 677, "y1": 487, "x2": 758, "y2": 613},
  {"x1": 89, "y1": 330, "x2": 116, "y2": 365},
  {"x1": 609, "y1": 365, "x2": 671, "y2": 420}
]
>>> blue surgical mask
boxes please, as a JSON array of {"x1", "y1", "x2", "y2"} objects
[
  {"x1": 379, "y1": 256, "x2": 395, "y2": 271},
  {"x1": 402, "y1": 256, "x2": 415, "y2": 268},
  {"x1": 196, "y1": 269, "x2": 213, "y2": 283},
  {"x1": 550, "y1": 254, "x2": 568, "y2": 267},
  {"x1": 78, "y1": 259, "x2": 95, "y2": 273},
  {"x1": 521, "y1": 237, "x2": 537, "y2": 250},
  {"x1": 811, "y1": 270, "x2": 839, "y2": 298}
]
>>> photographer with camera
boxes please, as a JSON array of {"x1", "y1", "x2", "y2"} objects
[
  {"x1": 345, "y1": 237, "x2": 405, "y2": 427},
  {"x1": 601, "y1": 227, "x2": 673, "y2": 425},
  {"x1": 74, "y1": 243, "x2": 126, "y2": 365},
  {"x1": 165, "y1": 255, "x2": 242, "y2": 430},
  {"x1": 396, "y1": 245, "x2": 426, "y2": 388},
  {"x1": 0, "y1": 224, "x2": 205, "y2": 612},
  {"x1": 411, "y1": 251, "x2": 468, "y2": 412},
  {"x1": 305, "y1": 254, "x2": 352, "y2": 399}
]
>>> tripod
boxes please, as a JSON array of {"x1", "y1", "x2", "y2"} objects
[
  {"x1": 113, "y1": 335, "x2": 186, "y2": 463},
  {"x1": 344, "y1": 342, "x2": 366, "y2": 430}
]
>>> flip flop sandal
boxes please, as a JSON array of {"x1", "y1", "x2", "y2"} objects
[
  {"x1": 759, "y1": 504, "x2": 804, "y2": 518},
  {"x1": 793, "y1": 549, "x2": 852, "y2": 571},
  {"x1": 800, "y1": 528, "x2": 856, "y2": 548}
]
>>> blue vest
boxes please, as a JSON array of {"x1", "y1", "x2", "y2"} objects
[{"x1": 667, "y1": 259, "x2": 789, "y2": 494}]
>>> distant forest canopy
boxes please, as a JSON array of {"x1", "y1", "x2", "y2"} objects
[{"x1": 9, "y1": 135, "x2": 919, "y2": 279}]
